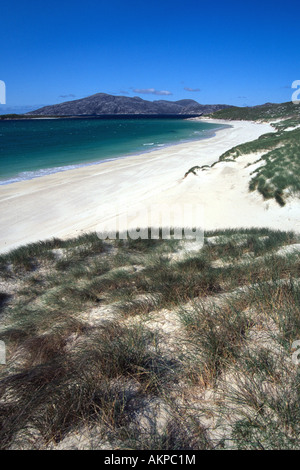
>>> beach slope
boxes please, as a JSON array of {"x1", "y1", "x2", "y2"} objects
[{"x1": 1, "y1": 119, "x2": 296, "y2": 253}]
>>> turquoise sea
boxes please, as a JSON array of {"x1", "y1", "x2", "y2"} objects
[{"x1": 0, "y1": 118, "x2": 226, "y2": 185}]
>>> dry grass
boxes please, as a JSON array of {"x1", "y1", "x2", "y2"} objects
[{"x1": 0, "y1": 228, "x2": 299, "y2": 449}]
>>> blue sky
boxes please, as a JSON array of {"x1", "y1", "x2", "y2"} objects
[{"x1": 0, "y1": 0, "x2": 299, "y2": 110}]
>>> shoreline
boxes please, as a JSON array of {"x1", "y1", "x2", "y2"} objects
[
  {"x1": 0, "y1": 121, "x2": 227, "y2": 186},
  {"x1": 2, "y1": 118, "x2": 299, "y2": 254}
]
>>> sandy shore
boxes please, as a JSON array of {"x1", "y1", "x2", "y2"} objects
[{"x1": 1, "y1": 118, "x2": 299, "y2": 253}]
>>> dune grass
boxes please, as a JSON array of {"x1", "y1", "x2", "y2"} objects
[
  {"x1": 185, "y1": 125, "x2": 300, "y2": 205},
  {"x1": 185, "y1": 103, "x2": 300, "y2": 205},
  {"x1": 0, "y1": 228, "x2": 299, "y2": 449},
  {"x1": 210, "y1": 101, "x2": 300, "y2": 121},
  {"x1": 219, "y1": 127, "x2": 300, "y2": 205}
]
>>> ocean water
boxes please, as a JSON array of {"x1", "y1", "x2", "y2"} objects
[{"x1": 0, "y1": 118, "x2": 226, "y2": 185}]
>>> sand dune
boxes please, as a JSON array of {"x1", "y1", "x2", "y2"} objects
[{"x1": 1, "y1": 118, "x2": 298, "y2": 254}]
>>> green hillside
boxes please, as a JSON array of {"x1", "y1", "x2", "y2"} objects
[{"x1": 211, "y1": 101, "x2": 300, "y2": 121}]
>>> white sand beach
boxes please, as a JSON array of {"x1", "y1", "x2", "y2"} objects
[{"x1": 0, "y1": 119, "x2": 299, "y2": 253}]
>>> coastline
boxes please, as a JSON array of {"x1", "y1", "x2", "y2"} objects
[
  {"x1": 0, "y1": 120, "x2": 226, "y2": 186},
  {"x1": 1, "y1": 118, "x2": 298, "y2": 254}
]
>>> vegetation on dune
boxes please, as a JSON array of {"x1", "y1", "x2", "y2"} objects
[
  {"x1": 186, "y1": 101, "x2": 300, "y2": 206},
  {"x1": 0, "y1": 228, "x2": 299, "y2": 449},
  {"x1": 218, "y1": 127, "x2": 300, "y2": 205},
  {"x1": 210, "y1": 101, "x2": 300, "y2": 121}
]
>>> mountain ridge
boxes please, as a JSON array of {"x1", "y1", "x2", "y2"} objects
[{"x1": 28, "y1": 93, "x2": 231, "y2": 116}]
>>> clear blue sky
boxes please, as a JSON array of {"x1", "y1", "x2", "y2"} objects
[{"x1": 1, "y1": 0, "x2": 299, "y2": 109}]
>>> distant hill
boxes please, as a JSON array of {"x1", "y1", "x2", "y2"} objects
[
  {"x1": 211, "y1": 101, "x2": 300, "y2": 121},
  {"x1": 28, "y1": 93, "x2": 230, "y2": 116}
]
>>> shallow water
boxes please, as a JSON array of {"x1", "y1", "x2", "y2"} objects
[{"x1": 0, "y1": 117, "x2": 225, "y2": 185}]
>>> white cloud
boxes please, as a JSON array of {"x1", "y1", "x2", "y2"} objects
[
  {"x1": 59, "y1": 94, "x2": 76, "y2": 98},
  {"x1": 184, "y1": 87, "x2": 201, "y2": 92},
  {"x1": 133, "y1": 88, "x2": 173, "y2": 96}
]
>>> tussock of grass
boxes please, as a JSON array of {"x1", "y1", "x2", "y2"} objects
[
  {"x1": 122, "y1": 416, "x2": 212, "y2": 450},
  {"x1": 221, "y1": 345, "x2": 300, "y2": 449},
  {"x1": 0, "y1": 322, "x2": 176, "y2": 448},
  {"x1": 179, "y1": 299, "x2": 252, "y2": 386}
]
